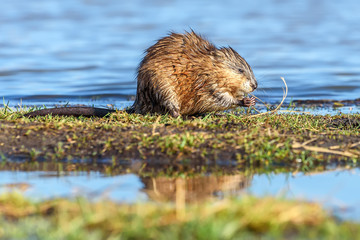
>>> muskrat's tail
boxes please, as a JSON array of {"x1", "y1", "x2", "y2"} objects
[{"x1": 23, "y1": 107, "x2": 117, "y2": 118}]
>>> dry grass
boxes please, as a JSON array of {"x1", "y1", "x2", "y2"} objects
[{"x1": 249, "y1": 77, "x2": 288, "y2": 117}]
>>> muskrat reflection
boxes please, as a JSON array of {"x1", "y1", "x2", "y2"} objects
[{"x1": 142, "y1": 174, "x2": 253, "y2": 203}]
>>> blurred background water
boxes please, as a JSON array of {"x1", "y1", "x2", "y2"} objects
[{"x1": 0, "y1": 0, "x2": 359, "y2": 108}]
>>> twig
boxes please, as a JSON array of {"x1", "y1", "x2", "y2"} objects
[
  {"x1": 247, "y1": 77, "x2": 288, "y2": 118},
  {"x1": 292, "y1": 141, "x2": 357, "y2": 158}
]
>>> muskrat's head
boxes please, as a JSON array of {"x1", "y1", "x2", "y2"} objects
[{"x1": 216, "y1": 47, "x2": 257, "y2": 96}]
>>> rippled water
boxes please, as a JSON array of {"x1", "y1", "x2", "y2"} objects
[
  {"x1": 1, "y1": 0, "x2": 359, "y2": 108},
  {"x1": 1, "y1": 169, "x2": 359, "y2": 221}
]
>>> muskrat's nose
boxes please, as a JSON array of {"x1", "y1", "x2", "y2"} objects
[{"x1": 251, "y1": 81, "x2": 258, "y2": 90}]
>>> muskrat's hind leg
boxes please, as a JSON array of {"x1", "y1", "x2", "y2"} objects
[
  {"x1": 155, "y1": 83, "x2": 181, "y2": 117},
  {"x1": 162, "y1": 97, "x2": 180, "y2": 117},
  {"x1": 168, "y1": 108, "x2": 180, "y2": 118}
]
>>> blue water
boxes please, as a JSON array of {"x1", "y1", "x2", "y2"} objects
[
  {"x1": 0, "y1": 171, "x2": 146, "y2": 203},
  {"x1": 0, "y1": 0, "x2": 360, "y2": 108},
  {"x1": 249, "y1": 170, "x2": 360, "y2": 221},
  {"x1": 1, "y1": 169, "x2": 359, "y2": 221}
]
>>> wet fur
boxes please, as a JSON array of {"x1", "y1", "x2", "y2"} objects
[
  {"x1": 25, "y1": 31, "x2": 257, "y2": 118},
  {"x1": 130, "y1": 31, "x2": 257, "y2": 117}
]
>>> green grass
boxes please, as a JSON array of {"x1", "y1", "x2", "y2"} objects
[
  {"x1": 0, "y1": 108, "x2": 359, "y2": 174},
  {"x1": 0, "y1": 192, "x2": 359, "y2": 240}
]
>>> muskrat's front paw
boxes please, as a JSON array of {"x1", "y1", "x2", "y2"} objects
[{"x1": 242, "y1": 97, "x2": 256, "y2": 107}]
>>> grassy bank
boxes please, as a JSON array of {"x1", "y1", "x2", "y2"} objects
[
  {"x1": 0, "y1": 108, "x2": 359, "y2": 173},
  {"x1": 0, "y1": 192, "x2": 359, "y2": 239}
]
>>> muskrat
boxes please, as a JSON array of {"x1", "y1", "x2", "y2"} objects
[{"x1": 24, "y1": 31, "x2": 257, "y2": 118}]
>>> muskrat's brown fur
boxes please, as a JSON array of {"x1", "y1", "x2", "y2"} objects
[
  {"x1": 129, "y1": 31, "x2": 257, "y2": 117},
  {"x1": 24, "y1": 31, "x2": 257, "y2": 118}
]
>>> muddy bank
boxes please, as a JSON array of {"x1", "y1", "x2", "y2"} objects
[
  {"x1": 0, "y1": 110, "x2": 359, "y2": 172},
  {"x1": 293, "y1": 98, "x2": 360, "y2": 107}
]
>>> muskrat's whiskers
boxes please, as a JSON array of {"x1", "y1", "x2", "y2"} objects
[
  {"x1": 249, "y1": 93, "x2": 268, "y2": 106},
  {"x1": 254, "y1": 88, "x2": 268, "y2": 98}
]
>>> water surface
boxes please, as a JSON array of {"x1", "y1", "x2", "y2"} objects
[
  {"x1": 0, "y1": 0, "x2": 359, "y2": 108},
  {"x1": 1, "y1": 169, "x2": 359, "y2": 221}
]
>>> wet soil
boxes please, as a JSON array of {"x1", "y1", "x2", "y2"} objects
[
  {"x1": 293, "y1": 98, "x2": 360, "y2": 107},
  {"x1": 0, "y1": 110, "x2": 359, "y2": 174}
]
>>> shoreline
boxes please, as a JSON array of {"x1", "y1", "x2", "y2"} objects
[{"x1": 0, "y1": 109, "x2": 359, "y2": 170}]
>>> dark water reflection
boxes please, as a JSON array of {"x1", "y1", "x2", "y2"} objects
[
  {"x1": 0, "y1": 0, "x2": 360, "y2": 108},
  {"x1": 1, "y1": 169, "x2": 360, "y2": 221}
]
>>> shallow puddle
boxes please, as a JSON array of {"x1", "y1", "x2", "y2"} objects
[
  {"x1": 0, "y1": 171, "x2": 146, "y2": 203},
  {"x1": 1, "y1": 168, "x2": 359, "y2": 221}
]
